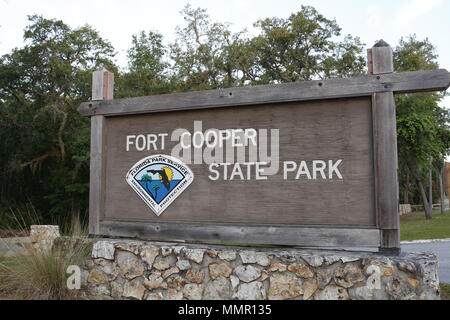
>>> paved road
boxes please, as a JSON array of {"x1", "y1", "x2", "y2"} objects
[{"x1": 402, "y1": 240, "x2": 450, "y2": 283}]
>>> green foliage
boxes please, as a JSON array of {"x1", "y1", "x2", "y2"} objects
[
  {"x1": 394, "y1": 35, "x2": 450, "y2": 218},
  {"x1": 168, "y1": 5, "x2": 365, "y2": 90},
  {"x1": 117, "y1": 30, "x2": 172, "y2": 97},
  {"x1": 394, "y1": 36, "x2": 449, "y2": 173},
  {"x1": 0, "y1": 15, "x2": 116, "y2": 222},
  {"x1": 394, "y1": 35, "x2": 438, "y2": 72},
  {"x1": 169, "y1": 5, "x2": 249, "y2": 90},
  {"x1": 252, "y1": 5, "x2": 366, "y2": 82}
]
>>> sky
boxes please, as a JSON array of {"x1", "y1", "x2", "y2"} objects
[{"x1": 0, "y1": 0, "x2": 449, "y2": 108}]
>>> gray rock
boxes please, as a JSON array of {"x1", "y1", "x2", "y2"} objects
[
  {"x1": 116, "y1": 250, "x2": 145, "y2": 280},
  {"x1": 111, "y1": 276, "x2": 125, "y2": 299},
  {"x1": 323, "y1": 255, "x2": 341, "y2": 265},
  {"x1": 140, "y1": 245, "x2": 159, "y2": 267},
  {"x1": 173, "y1": 246, "x2": 185, "y2": 255},
  {"x1": 88, "y1": 269, "x2": 108, "y2": 284},
  {"x1": 176, "y1": 259, "x2": 192, "y2": 271},
  {"x1": 234, "y1": 265, "x2": 262, "y2": 283},
  {"x1": 302, "y1": 255, "x2": 324, "y2": 267},
  {"x1": 333, "y1": 263, "x2": 365, "y2": 288},
  {"x1": 239, "y1": 251, "x2": 270, "y2": 266},
  {"x1": 123, "y1": 278, "x2": 145, "y2": 300},
  {"x1": 30, "y1": 225, "x2": 60, "y2": 252},
  {"x1": 88, "y1": 284, "x2": 111, "y2": 296},
  {"x1": 397, "y1": 261, "x2": 417, "y2": 274},
  {"x1": 186, "y1": 269, "x2": 205, "y2": 284},
  {"x1": 234, "y1": 282, "x2": 266, "y2": 300},
  {"x1": 340, "y1": 256, "x2": 360, "y2": 264},
  {"x1": 161, "y1": 246, "x2": 173, "y2": 256},
  {"x1": 209, "y1": 261, "x2": 232, "y2": 279},
  {"x1": 92, "y1": 241, "x2": 115, "y2": 260},
  {"x1": 303, "y1": 282, "x2": 318, "y2": 300},
  {"x1": 94, "y1": 258, "x2": 115, "y2": 276},
  {"x1": 349, "y1": 285, "x2": 376, "y2": 300},
  {"x1": 203, "y1": 277, "x2": 231, "y2": 300},
  {"x1": 153, "y1": 258, "x2": 172, "y2": 271},
  {"x1": 162, "y1": 266, "x2": 180, "y2": 279},
  {"x1": 166, "y1": 275, "x2": 188, "y2": 290},
  {"x1": 146, "y1": 292, "x2": 164, "y2": 300},
  {"x1": 268, "y1": 273, "x2": 303, "y2": 300},
  {"x1": 276, "y1": 251, "x2": 297, "y2": 263},
  {"x1": 317, "y1": 269, "x2": 332, "y2": 288},
  {"x1": 386, "y1": 277, "x2": 417, "y2": 300},
  {"x1": 418, "y1": 258, "x2": 439, "y2": 291},
  {"x1": 230, "y1": 275, "x2": 240, "y2": 290},
  {"x1": 144, "y1": 272, "x2": 167, "y2": 290},
  {"x1": 218, "y1": 250, "x2": 237, "y2": 261},
  {"x1": 183, "y1": 283, "x2": 203, "y2": 300},
  {"x1": 184, "y1": 248, "x2": 205, "y2": 264},
  {"x1": 166, "y1": 289, "x2": 184, "y2": 300},
  {"x1": 115, "y1": 242, "x2": 141, "y2": 255},
  {"x1": 315, "y1": 285, "x2": 349, "y2": 300}
]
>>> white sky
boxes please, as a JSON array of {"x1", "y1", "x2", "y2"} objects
[{"x1": 0, "y1": 0, "x2": 449, "y2": 110}]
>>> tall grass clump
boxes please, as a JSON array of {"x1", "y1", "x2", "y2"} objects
[{"x1": 0, "y1": 207, "x2": 92, "y2": 300}]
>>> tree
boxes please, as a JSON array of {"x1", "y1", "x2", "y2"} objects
[
  {"x1": 394, "y1": 35, "x2": 450, "y2": 219},
  {"x1": 252, "y1": 5, "x2": 366, "y2": 83},
  {"x1": 0, "y1": 15, "x2": 116, "y2": 220},
  {"x1": 117, "y1": 30, "x2": 171, "y2": 98},
  {"x1": 169, "y1": 5, "x2": 252, "y2": 90},
  {"x1": 167, "y1": 5, "x2": 366, "y2": 91}
]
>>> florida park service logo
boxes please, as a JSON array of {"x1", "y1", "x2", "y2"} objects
[{"x1": 126, "y1": 154, "x2": 194, "y2": 216}]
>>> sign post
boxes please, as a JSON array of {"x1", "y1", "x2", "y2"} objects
[{"x1": 368, "y1": 41, "x2": 400, "y2": 254}]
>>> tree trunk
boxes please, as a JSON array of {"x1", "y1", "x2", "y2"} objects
[
  {"x1": 438, "y1": 166, "x2": 445, "y2": 215},
  {"x1": 429, "y1": 157, "x2": 433, "y2": 215},
  {"x1": 416, "y1": 178, "x2": 433, "y2": 219},
  {"x1": 407, "y1": 158, "x2": 433, "y2": 219},
  {"x1": 404, "y1": 172, "x2": 410, "y2": 203}
]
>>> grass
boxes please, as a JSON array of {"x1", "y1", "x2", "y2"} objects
[
  {"x1": 441, "y1": 284, "x2": 450, "y2": 300},
  {"x1": 0, "y1": 202, "x2": 88, "y2": 238},
  {"x1": 400, "y1": 209, "x2": 450, "y2": 241},
  {"x1": 0, "y1": 241, "x2": 92, "y2": 300},
  {"x1": 0, "y1": 208, "x2": 92, "y2": 300}
]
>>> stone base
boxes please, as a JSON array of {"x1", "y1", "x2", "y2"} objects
[{"x1": 81, "y1": 239, "x2": 440, "y2": 300}]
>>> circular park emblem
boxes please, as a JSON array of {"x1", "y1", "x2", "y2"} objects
[{"x1": 125, "y1": 154, "x2": 194, "y2": 216}]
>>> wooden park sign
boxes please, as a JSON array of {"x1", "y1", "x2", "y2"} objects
[{"x1": 79, "y1": 42, "x2": 450, "y2": 253}]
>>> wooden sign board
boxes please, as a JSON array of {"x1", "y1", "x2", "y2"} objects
[{"x1": 80, "y1": 42, "x2": 450, "y2": 252}]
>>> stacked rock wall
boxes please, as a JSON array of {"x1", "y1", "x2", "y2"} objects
[{"x1": 79, "y1": 239, "x2": 440, "y2": 300}]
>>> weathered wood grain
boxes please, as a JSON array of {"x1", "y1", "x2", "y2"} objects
[
  {"x1": 102, "y1": 97, "x2": 376, "y2": 228},
  {"x1": 92, "y1": 69, "x2": 114, "y2": 101},
  {"x1": 79, "y1": 69, "x2": 450, "y2": 117},
  {"x1": 370, "y1": 42, "x2": 400, "y2": 251},
  {"x1": 89, "y1": 115, "x2": 106, "y2": 234},
  {"x1": 98, "y1": 220, "x2": 381, "y2": 248},
  {"x1": 372, "y1": 93, "x2": 399, "y2": 229},
  {"x1": 371, "y1": 41, "x2": 394, "y2": 75}
]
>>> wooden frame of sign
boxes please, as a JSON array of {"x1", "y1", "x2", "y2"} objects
[{"x1": 79, "y1": 41, "x2": 450, "y2": 253}]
